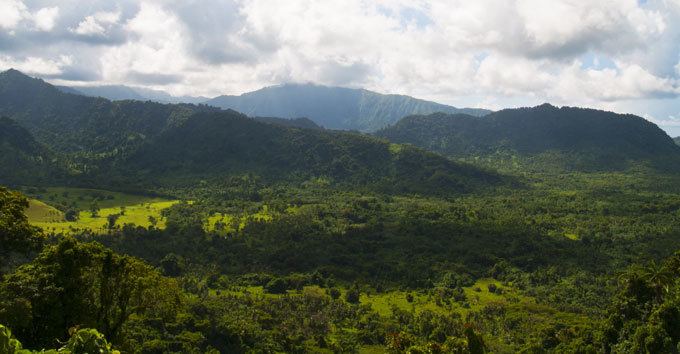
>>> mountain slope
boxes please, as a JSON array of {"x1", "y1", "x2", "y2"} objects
[
  {"x1": 674, "y1": 137, "x2": 680, "y2": 146},
  {"x1": 205, "y1": 83, "x2": 490, "y2": 131},
  {"x1": 377, "y1": 104, "x2": 680, "y2": 172},
  {"x1": 122, "y1": 111, "x2": 506, "y2": 195},
  {"x1": 0, "y1": 69, "x2": 216, "y2": 154},
  {"x1": 0, "y1": 117, "x2": 62, "y2": 185}
]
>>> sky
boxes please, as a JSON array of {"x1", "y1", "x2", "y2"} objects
[{"x1": 1, "y1": 0, "x2": 680, "y2": 136}]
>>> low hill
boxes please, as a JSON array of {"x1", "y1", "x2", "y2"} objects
[
  {"x1": 377, "y1": 104, "x2": 680, "y2": 172},
  {"x1": 123, "y1": 111, "x2": 506, "y2": 195},
  {"x1": 205, "y1": 83, "x2": 490, "y2": 132}
]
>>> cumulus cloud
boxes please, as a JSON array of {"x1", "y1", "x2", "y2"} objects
[
  {"x1": 0, "y1": 54, "x2": 72, "y2": 75},
  {"x1": 32, "y1": 7, "x2": 59, "y2": 31},
  {"x1": 0, "y1": 0, "x2": 28, "y2": 30},
  {"x1": 71, "y1": 10, "x2": 121, "y2": 36},
  {"x1": 0, "y1": 0, "x2": 680, "y2": 133}
]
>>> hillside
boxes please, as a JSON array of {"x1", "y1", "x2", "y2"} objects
[
  {"x1": 377, "y1": 104, "x2": 680, "y2": 172},
  {"x1": 0, "y1": 117, "x2": 62, "y2": 185},
  {"x1": 205, "y1": 83, "x2": 490, "y2": 131},
  {"x1": 674, "y1": 136, "x2": 680, "y2": 145},
  {"x1": 0, "y1": 69, "x2": 217, "y2": 154},
  {"x1": 123, "y1": 111, "x2": 506, "y2": 195}
]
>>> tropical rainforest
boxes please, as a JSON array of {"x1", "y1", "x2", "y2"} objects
[{"x1": 1, "y1": 69, "x2": 680, "y2": 353}]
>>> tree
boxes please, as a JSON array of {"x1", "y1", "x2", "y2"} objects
[
  {"x1": 0, "y1": 187, "x2": 43, "y2": 270},
  {"x1": 160, "y1": 253, "x2": 184, "y2": 277},
  {"x1": 90, "y1": 200, "x2": 100, "y2": 217},
  {"x1": 64, "y1": 209, "x2": 79, "y2": 222},
  {"x1": 0, "y1": 238, "x2": 182, "y2": 348},
  {"x1": 640, "y1": 261, "x2": 673, "y2": 303},
  {"x1": 147, "y1": 215, "x2": 158, "y2": 227},
  {"x1": 107, "y1": 214, "x2": 121, "y2": 229},
  {"x1": 264, "y1": 277, "x2": 289, "y2": 294},
  {"x1": 345, "y1": 284, "x2": 360, "y2": 304}
]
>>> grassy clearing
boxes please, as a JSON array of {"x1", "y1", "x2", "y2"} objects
[
  {"x1": 23, "y1": 187, "x2": 179, "y2": 234},
  {"x1": 205, "y1": 205, "x2": 276, "y2": 233}
]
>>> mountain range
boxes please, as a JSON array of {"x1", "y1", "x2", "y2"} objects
[
  {"x1": 54, "y1": 82, "x2": 490, "y2": 132},
  {"x1": 205, "y1": 83, "x2": 490, "y2": 131},
  {"x1": 376, "y1": 104, "x2": 680, "y2": 172},
  {"x1": 4, "y1": 68, "x2": 679, "y2": 182},
  {"x1": 56, "y1": 84, "x2": 208, "y2": 104},
  {"x1": 0, "y1": 69, "x2": 503, "y2": 194}
]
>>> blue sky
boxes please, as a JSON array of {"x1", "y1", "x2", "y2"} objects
[{"x1": 1, "y1": 0, "x2": 679, "y2": 136}]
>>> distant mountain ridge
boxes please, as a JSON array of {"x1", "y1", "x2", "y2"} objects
[
  {"x1": 55, "y1": 84, "x2": 208, "y2": 104},
  {"x1": 674, "y1": 137, "x2": 680, "y2": 146},
  {"x1": 205, "y1": 83, "x2": 490, "y2": 131},
  {"x1": 377, "y1": 104, "x2": 680, "y2": 172}
]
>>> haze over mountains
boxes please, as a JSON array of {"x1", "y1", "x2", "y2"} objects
[
  {"x1": 56, "y1": 81, "x2": 491, "y2": 132},
  {"x1": 56, "y1": 84, "x2": 208, "y2": 104},
  {"x1": 205, "y1": 83, "x2": 491, "y2": 131}
]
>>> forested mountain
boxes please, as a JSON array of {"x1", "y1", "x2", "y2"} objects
[
  {"x1": 0, "y1": 117, "x2": 62, "y2": 184},
  {"x1": 124, "y1": 111, "x2": 505, "y2": 194},
  {"x1": 674, "y1": 136, "x2": 680, "y2": 145},
  {"x1": 0, "y1": 69, "x2": 217, "y2": 154},
  {"x1": 377, "y1": 104, "x2": 680, "y2": 171},
  {"x1": 205, "y1": 83, "x2": 490, "y2": 131},
  {"x1": 55, "y1": 84, "x2": 208, "y2": 104},
  {"x1": 0, "y1": 69, "x2": 502, "y2": 195}
]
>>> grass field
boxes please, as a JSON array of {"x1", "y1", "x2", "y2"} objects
[{"x1": 23, "y1": 187, "x2": 179, "y2": 234}]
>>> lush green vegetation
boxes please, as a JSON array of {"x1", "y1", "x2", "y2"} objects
[
  {"x1": 377, "y1": 104, "x2": 680, "y2": 172},
  {"x1": 2, "y1": 69, "x2": 680, "y2": 353}
]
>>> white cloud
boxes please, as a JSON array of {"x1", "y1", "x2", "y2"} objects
[
  {"x1": 0, "y1": 55, "x2": 72, "y2": 75},
  {"x1": 1, "y1": 0, "x2": 680, "y2": 133},
  {"x1": 0, "y1": 0, "x2": 28, "y2": 30},
  {"x1": 71, "y1": 10, "x2": 121, "y2": 36},
  {"x1": 32, "y1": 6, "x2": 59, "y2": 31}
]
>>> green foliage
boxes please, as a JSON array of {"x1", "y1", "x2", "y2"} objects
[
  {"x1": 377, "y1": 104, "x2": 680, "y2": 172},
  {"x1": 62, "y1": 328, "x2": 117, "y2": 354},
  {"x1": 0, "y1": 186, "x2": 43, "y2": 269},
  {"x1": 601, "y1": 252, "x2": 680, "y2": 353},
  {"x1": 0, "y1": 324, "x2": 28, "y2": 354},
  {"x1": 0, "y1": 237, "x2": 182, "y2": 349}
]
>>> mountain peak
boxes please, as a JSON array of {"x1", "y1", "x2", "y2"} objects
[
  {"x1": 1, "y1": 68, "x2": 32, "y2": 79},
  {"x1": 206, "y1": 84, "x2": 491, "y2": 131},
  {"x1": 535, "y1": 103, "x2": 558, "y2": 110}
]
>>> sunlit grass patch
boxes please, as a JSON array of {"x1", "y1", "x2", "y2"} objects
[{"x1": 24, "y1": 187, "x2": 179, "y2": 234}]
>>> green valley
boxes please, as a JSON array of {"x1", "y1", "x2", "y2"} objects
[{"x1": 2, "y1": 65, "x2": 680, "y2": 354}]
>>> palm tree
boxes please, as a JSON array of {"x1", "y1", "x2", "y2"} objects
[{"x1": 640, "y1": 261, "x2": 673, "y2": 303}]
